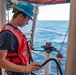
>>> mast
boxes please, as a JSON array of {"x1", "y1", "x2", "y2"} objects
[
  {"x1": 65, "y1": 0, "x2": 76, "y2": 75},
  {"x1": 31, "y1": 4, "x2": 39, "y2": 44}
]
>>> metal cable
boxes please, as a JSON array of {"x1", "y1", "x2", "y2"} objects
[
  {"x1": 40, "y1": 58, "x2": 63, "y2": 75},
  {"x1": 59, "y1": 28, "x2": 68, "y2": 52}
]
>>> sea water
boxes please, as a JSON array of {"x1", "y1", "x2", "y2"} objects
[{"x1": 19, "y1": 20, "x2": 69, "y2": 75}]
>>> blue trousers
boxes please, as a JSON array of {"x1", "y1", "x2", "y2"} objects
[
  {"x1": 0, "y1": 68, "x2": 2, "y2": 75},
  {"x1": 5, "y1": 70, "x2": 29, "y2": 75}
]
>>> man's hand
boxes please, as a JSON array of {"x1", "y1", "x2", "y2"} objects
[
  {"x1": 25, "y1": 62, "x2": 42, "y2": 73},
  {"x1": 29, "y1": 44, "x2": 34, "y2": 50}
]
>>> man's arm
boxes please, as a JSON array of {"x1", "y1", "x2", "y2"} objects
[{"x1": 0, "y1": 50, "x2": 41, "y2": 73}]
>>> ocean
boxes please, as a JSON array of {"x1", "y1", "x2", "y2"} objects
[
  {"x1": 0, "y1": 20, "x2": 69, "y2": 75},
  {"x1": 20, "y1": 20, "x2": 69, "y2": 75}
]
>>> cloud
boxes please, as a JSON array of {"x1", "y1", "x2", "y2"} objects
[{"x1": 38, "y1": 3, "x2": 70, "y2": 20}]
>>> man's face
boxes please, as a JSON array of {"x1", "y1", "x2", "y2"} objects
[{"x1": 18, "y1": 14, "x2": 30, "y2": 27}]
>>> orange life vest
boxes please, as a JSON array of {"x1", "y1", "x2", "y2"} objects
[{"x1": 1, "y1": 24, "x2": 30, "y2": 66}]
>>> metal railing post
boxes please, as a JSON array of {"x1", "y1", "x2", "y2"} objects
[{"x1": 41, "y1": 42, "x2": 56, "y2": 75}]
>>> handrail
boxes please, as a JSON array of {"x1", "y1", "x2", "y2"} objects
[{"x1": 31, "y1": 50, "x2": 66, "y2": 61}]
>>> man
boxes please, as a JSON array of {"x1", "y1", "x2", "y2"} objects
[{"x1": 0, "y1": 1, "x2": 41, "y2": 75}]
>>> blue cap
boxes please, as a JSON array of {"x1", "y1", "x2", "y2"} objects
[{"x1": 13, "y1": 1, "x2": 34, "y2": 20}]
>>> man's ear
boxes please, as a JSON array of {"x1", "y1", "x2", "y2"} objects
[{"x1": 18, "y1": 14, "x2": 23, "y2": 18}]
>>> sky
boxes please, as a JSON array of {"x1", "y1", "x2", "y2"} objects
[
  {"x1": 37, "y1": 3, "x2": 70, "y2": 20},
  {"x1": 8, "y1": 3, "x2": 70, "y2": 21}
]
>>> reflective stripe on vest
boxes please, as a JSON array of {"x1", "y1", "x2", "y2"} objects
[{"x1": 2, "y1": 24, "x2": 30, "y2": 65}]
